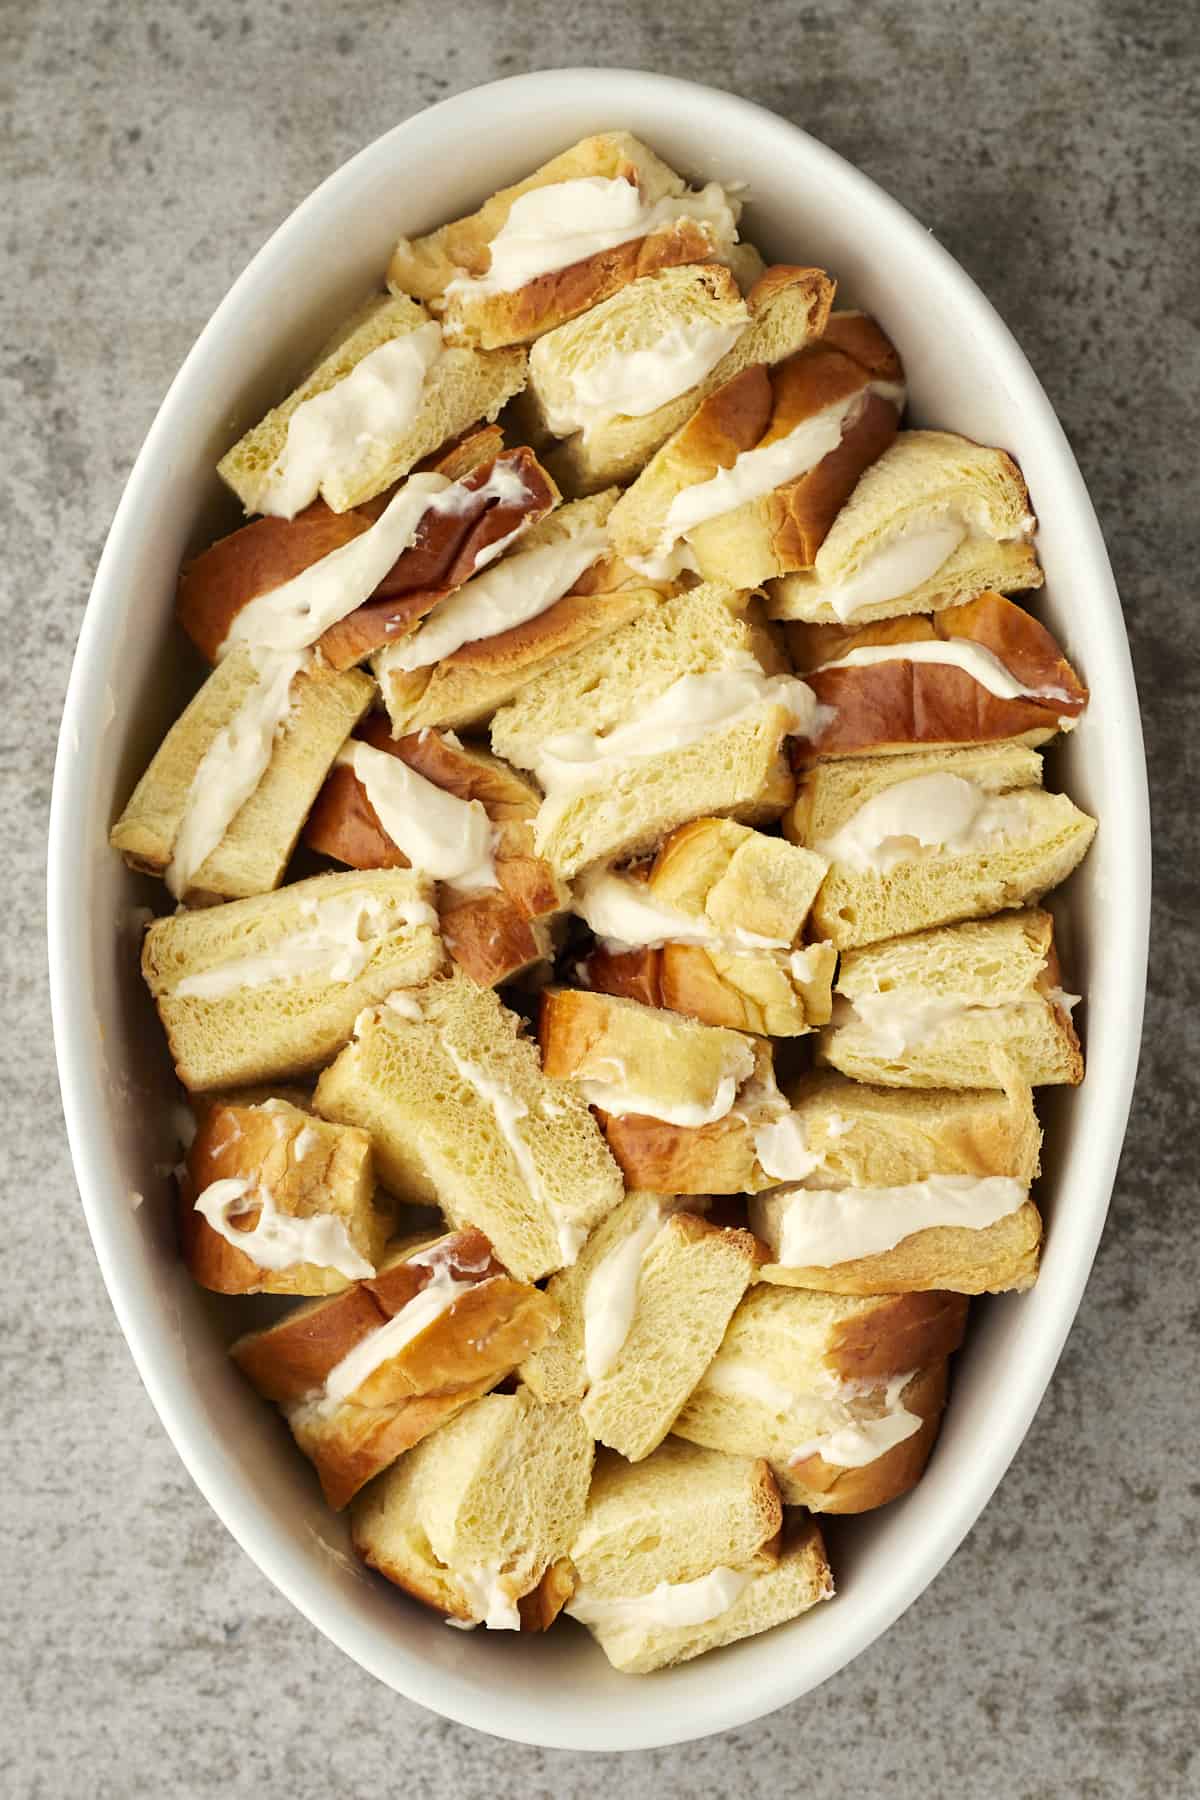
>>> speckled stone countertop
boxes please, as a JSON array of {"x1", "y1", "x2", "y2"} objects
[{"x1": 5, "y1": 1, "x2": 1196, "y2": 1794}]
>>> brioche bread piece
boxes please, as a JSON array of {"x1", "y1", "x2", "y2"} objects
[
  {"x1": 142, "y1": 869, "x2": 442, "y2": 1092},
  {"x1": 314, "y1": 970, "x2": 623, "y2": 1281},
  {"x1": 822, "y1": 909, "x2": 1084, "y2": 1088},
  {"x1": 388, "y1": 133, "x2": 741, "y2": 349},
  {"x1": 530, "y1": 263, "x2": 835, "y2": 493},
  {"x1": 372, "y1": 489, "x2": 664, "y2": 734},
  {"x1": 539, "y1": 990, "x2": 792, "y2": 1193},
  {"x1": 179, "y1": 441, "x2": 556, "y2": 669},
  {"x1": 303, "y1": 716, "x2": 566, "y2": 987},
  {"x1": 179, "y1": 1094, "x2": 387, "y2": 1295},
  {"x1": 788, "y1": 591, "x2": 1088, "y2": 759},
  {"x1": 232, "y1": 1229, "x2": 557, "y2": 1509},
  {"x1": 518, "y1": 1190, "x2": 763, "y2": 1459},
  {"x1": 351, "y1": 1390, "x2": 594, "y2": 1627},
  {"x1": 566, "y1": 1441, "x2": 831, "y2": 1673},
  {"x1": 766, "y1": 429, "x2": 1042, "y2": 624},
  {"x1": 217, "y1": 293, "x2": 526, "y2": 516},
  {"x1": 109, "y1": 648, "x2": 374, "y2": 904},
  {"x1": 673, "y1": 1284, "x2": 968, "y2": 1513},
  {"x1": 579, "y1": 938, "x2": 836, "y2": 1037},
  {"x1": 786, "y1": 743, "x2": 1097, "y2": 949},
  {"x1": 750, "y1": 1073, "x2": 1043, "y2": 1294},
  {"x1": 490, "y1": 583, "x2": 807, "y2": 876},
  {"x1": 609, "y1": 311, "x2": 903, "y2": 582}
]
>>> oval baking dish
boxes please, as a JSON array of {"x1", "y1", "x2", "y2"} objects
[{"x1": 48, "y1": 67, "x2": 1149, "y2": 1750}]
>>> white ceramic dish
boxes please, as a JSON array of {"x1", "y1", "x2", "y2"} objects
[{"x1": 48, "y1": 68, "x2": 1149, "y2": 1750}]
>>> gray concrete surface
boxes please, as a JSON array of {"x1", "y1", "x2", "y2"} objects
[{"x1": 4, "y1": 0, "x2": 1197, "y2": 1794}]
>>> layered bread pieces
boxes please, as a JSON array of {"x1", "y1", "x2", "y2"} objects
[
  {"x1": 765, "y1": 430, "x2": 1042, "y2": 626},
  {"x1": 182, "y1": 437, "x2": 559, "y2": 669},
  {"x1": 218, "y1": 293, "x2": 527, "y2": 517},
  {"x1": 749, "y1": 1073, "x2": 1044, "y2": 1294},
  {"x1": 539, "y1": 987, "x2": 796, "y2": 1192},
  {"x1": 571, "y1": 817, "x2": 834, "y2": 1035},
  {"x1": 351, "y1": 1388, "x2": 594, "y2": 1628},
  {"x1": 314, "y1": 970, "x2": 624, "y2": 1280},
  {"x1": 520, "y1": 1190, "x2": 763, "y2": 1460},
  {"x1": 303, "y1": 716, "x2": 566, "y2": 988},
  {"x1": 372, "y1": 490, "x2": 671, "y2": 735},
  {"x1": 788, "y1": 590, "x2": 1088, "y2": 759},
  {"x1": 180, "y1": 1093, "x2": 389, "y2": 1295},
  {"x1": 233, "y1": 1229, "x2": 557, "y2": 1508},
  {"x1": 674, "y1": 1285, "x2": 968, "y2": 1511},
  {"x1": 786, "y1": 742, "x2": 1097, "y2": 950},
  {"x1": 565, "y1": 1440, "x2": 832, "y2": 1672},
  {"x1": 387, "y1": 132, "x2": 745, "y2": 349},
  {"x1": 820, "y1": 910, "x2": 1084, "y2": 1088},
  {"x1": 142, "y1": 869, "x2": 443, "y2": 1090},
  {"x1": 110, "y1": 648, "x2": 374, "y2": 902},
  {"x1": 490, "y1": 581, "x2": 818, "y2": 877},
  {"x1": 526, "y1": 262, "x2": 835, "y2": 493},
  {"x1": 609, "y1": 310, "x2": 904, "y2": 585}
]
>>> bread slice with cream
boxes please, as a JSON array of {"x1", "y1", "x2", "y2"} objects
[
  {"x1": 303, "y1": 716, "x2": 565, "y2": 988},
  {"x1": 109, "y1": 648, "x2": 374, "y2": 904},
  {"x1": 788, "y1": 590, "x2": 1087, "y2": 759},
  {"x1": 524, "y1": 262, "x2": 836, "y2": 494},
  {"x1": 538, "y1": 987, "x2": 795, "y2": 1193},
  {"x1": 673, "y1": 1284, "x2": 967, "y2": 1512},
  {"x1": 766, "y1": 430, "x2": 1042, "y2": 625},
  {"x1": 179, "y1": 1093, "x2": 389, "y2": 1295},
  {"x1": 387, "y1": 133, "x2": 743, "y2": 350},
  {"x1": 314, "y1": 969, "x2": 624, "y2": 1281},
  {"x1": 570, "y1": 817, "x2": 833, "y2": 1035},
  {"x1": 608, "y1": 311, "x2": 904, "y2": 584},
  {"x1": 217, "y1": 293, "x2": 526, "y2": 517},
  {"x1": 519, "y1": 1190, "x2": 763, "y2": 1460},
  {"x1": 372, "y1": 490, "x2": 669, "y2": 735},
  {"x1": 821, "y1": 909, "x2": 1083, "y2": 1088},
  {"x1": 182, "y1": 442, "x2": 559, "y2": 670},
  {"x1": 231, "y1": 1228, "x2": 557, "y2": 1510},
  {"x1": 351, "y1": 1388, "x2": 594, "y2": 1629},
  {"x1": 490, "y1": 582, "x2": 815, "y2": 877},
  {"x1": 785, "y1": 742, "x2": 1097, "y2": 950},
  {"x1": 142, "y1": 868, "x2": 443, "y2": 1092},
  {"x1": 749, "y1": 1072, "x2": 1044, "y2": 1294},
  {"x1": 565, "y1": 1439, "x2": 832, "y2": 1673}
]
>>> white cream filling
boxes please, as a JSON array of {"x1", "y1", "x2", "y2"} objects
[
  {"x1": 813, "y1": 517, "x2": 968, "y2": 621},
  {"x1": 582, "y1": 1203, "x2": 666, "y2": 1385},
  {"x1": 446, "y1": 176, "x2": 738, "y2": 299},
  {"x1": 759, "y1": 1173, "x2": 1028, "y2": 1268},
  {"x1": 815, "y1": 772, "x2": 1036, "y2": 876},
  {"x1": 567, "y1": 1565, "x2": 752, "y2": 1634},
  {"x1": 173, "y1": 891, "x2": 436, "y2": 999},
  {"x1": 166, "y1": 647, "x2": 309, "y2": 899},
  {"x1": 442, "y1": 1044, "x2": 585, "y2": 1266},
  {"x1": 534, "y1": 314, "x2": 747, "y2": 440},
  {"x1": 836, "y1": 988, "x2": 1052, "y2": 1057},
  {"x1": 754, "y1": 1112, "x2": 823, "y2": 1182},
  {"x1": 701, "y1": 1359, "x2": 800, "y2": 1415},
  {"x1": 377, "y1": 524, "x2": 610, "y2": 675},
  {"x1": 789, "y1": 1371, "x2": 923, "y2": 1469},
  {"x1": 572, "y1": 867, "x2": 791, "y2": 954},
  {"x1": 253, "y1": 322, "x2": 445, "y2": 519},
  {"x1": 194, "y1": 1176, "x2": 374, "y2": 1278},
  {"x1": 789, "y1": 944, "x2": 831, "y2": 983},
  {"x1": 534, "y1": 661, "x2": 825, "y2": 807},
  {"x1": 457, "y1": 1564, "x2": 522, "y2": 1631},
  {"x1": 318, "y1": 1261, "x2": 479, "y2": 1408},
  {"x1": 812, "y1": 636, "x2": 1074, "y2": 704},
  {"x1": 339, "y1": 741, "x2": 498, "y2": 891},
  {"x1": 656, "y1": 382, "x2": 903, "y2": 556}
]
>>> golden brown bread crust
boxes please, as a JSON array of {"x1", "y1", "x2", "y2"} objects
[
  {"x1": 780, "y1": 1362, "x2": 950, "y2": 1512},
  {"x1": 577, "y1": 945, "x2": 667, "y2": 1010},
  {"x1": 595, "y1": 1106, "x2": 765, "y2": 1194},
  {"x1": 745, "y1": 263, "x2": 837, "y2": 322},
  {"x1": 303, "y1": 714, "x2": 566, "y2": 920},
  {"x1": 761, "y1": 1200, "x2": 1044, "y2": 1295},
  {"x1": 438, "y1": 889, "x2": 553, "y2": 989},
  {"x1": 176, "y1": 446, "x2": 558, "y2": 669},
  {"x1": 518, "y1": 1558, "x2": 577, "y2": 1632},
  {"x1": 579, "y1": 941, "x2": 825, "y2": 1036},
  {"x1": 823, "y1": 1290, "x2": 969, "y2": 1380},
  {"x1": 788, "y1": 590, "x2": 1089, "y2": 760},
  {"x1": 231, "y1": 1228, "x2": 558, "y2": 1509}
]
